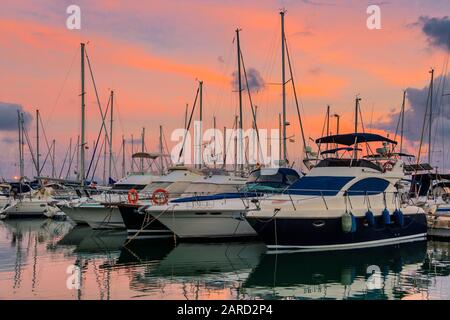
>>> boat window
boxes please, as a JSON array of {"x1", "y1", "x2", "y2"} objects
[
  {"x1": 111, "y1": 184, "x2": 147, "y2": 191},
  {"x1": 315, "y1": 158, "x2": 382, "y2": 172},
  {"x1": 347, "y1": 178, "x2": 390, "y2": 195},
  {"x1": 142, "y1": 182, "x2": 171, "y2": 193},
  {"x1": 287, "y1": 176, "x2": 354, "y2": 196}
]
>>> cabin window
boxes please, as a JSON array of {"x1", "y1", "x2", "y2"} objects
[
  {"x1": 347, "y1": 178, "x2": 390, "y2": 195},
  {"x1": 287, "y1": 176, "x2": 354, "y2": 196}
]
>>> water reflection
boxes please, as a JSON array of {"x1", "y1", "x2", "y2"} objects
[
  {"x1": 244, "y1": 242, "x2": 429, "y2": 300},
  {"x1": 0, "y1": 220, "x2": 449, "y2": 300}
]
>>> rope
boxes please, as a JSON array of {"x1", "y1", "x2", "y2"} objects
[{"x1": 123, "y1": 204, "x2": 176, "y2": 246}]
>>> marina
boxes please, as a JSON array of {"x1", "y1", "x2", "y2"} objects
[
  {"x1": 1, "y1": 2, "x2": 450, "y2": 302},
  {"x1": 0, "y1": 219, "x2": 449, "y2": 300}
]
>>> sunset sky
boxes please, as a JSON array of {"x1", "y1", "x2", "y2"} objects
[{"x1": 1, "y1": 0, "x2": 449, "y2": 180}]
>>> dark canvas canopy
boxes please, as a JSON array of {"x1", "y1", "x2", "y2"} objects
[
  {"x1": 316, "y1": 133, "x2": 397, "y2": 146},
  {"x1": 320, "y1": 147, "x2": 362, "y2": 155}
]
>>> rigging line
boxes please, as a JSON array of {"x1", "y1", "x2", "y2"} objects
[
  {"x1": 240, "y1": 49, "x2": 265, "y2": 164},
  {"x1": 417, "y1": 77, "x2": 432, "y2": 165},
  {"x1": 285, "y1": 36, "x2": 307, "y2": 150},
  {"x1": 177, "y1": 87, "x2": 200, "y2": 163},
  {"x1": 66, "y1": 137, "x2": 78, "y2": 180},
  {"x1": 86, "y1": 93, "x2": 111, "y2": 179},
  {"x1": 38, "y1": 114, "x2": 54, "y2": 173},
  {"x1": 90, "y1": 134, "x2": 106, "y2": 182},
  {"x1": 22, "y1": 125, "x2": 38, "y2": 173},
  {"x1": 357, "y1": 102, "x2": 371, "y2": 156},
  {"x1": 46, "y1": 46, "x2": 78, "y2": 127},
  {"x1": 58, "y1": 139, "x2": 71, "y2": 179},
  {"x1": 84, "y1": 47, "x2": 112, "y2": 168}
]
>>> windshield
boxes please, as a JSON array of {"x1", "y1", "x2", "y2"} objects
[{"x1": 243, "y1": 169, "x2": 300, "y2": 193}]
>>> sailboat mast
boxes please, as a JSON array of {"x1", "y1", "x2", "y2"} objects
[
  {"x1": 236, "y1": 28, "x2": 244, "y2": 173},
  {"x1": 428, "y1": 68, "x2": 434, "y2": 164},
  {"x1": 109, "y1": 90, "x2": 114, "y2": 183},
  {"x1": 326, "y1": 105, "x2": 330, "y2": 154},
  {"x1": 400, "y1": 90, "x2": 406, "y2": 154},
  {"x1": 36, "y1": 109, "x2": 40, "y2": 177},
  {"x1": 281, "y1": 10, "x2": 287, "y2": 164},
  {"x1": 122, "y1": 135, "x2": 126, "y2": 178},
  {"x1": 141, "y1": 127, "x2": 145, "y2": 173},
  {"x1": 354, "y1": 96, "x2": 361, "y2": 159},
  {"x1": 80, "y1": 43, "x2": 86, "y2": 186},
  {"x1": 52, "y1": 139, "x2": 56, "y2": 178},
  {"x1": 196, "y1": 81, "x2": 203, "y2": 170},
  {"x1": 17, "y1": 111, "x2": 24, "y2": 180},
  {"x1": 159, "y1": 125, "x2": 164, "y2": 175},
  {"x1": 131, "y1": 134, "x2": 134, "y2": 173}
]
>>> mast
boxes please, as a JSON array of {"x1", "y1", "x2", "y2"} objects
[
  {"x1": 80, "y1": 42, "x2": 86, "y2": 186},
  {"x1": 103, "y1": 133, "x2": 107, "y2": 185},
  {"x1": 354, "y1": 96, "x2": 361, "y2": 159},
  {"x1": 122, "y1": 135, "x2": 126, "y2": 178},
  {"x1": 36, "y1": 109, "x2": 40, "y2": 177},
  {"x1": 326, "y1": 105, "x2": 330, "y2": 154},
  {"x1": 17, "y1": 111, "x2": 24, "y2": 180},
  {"x1": 281, "y1": 10, "x2": 287, "y2": 164},
  {"x1": 109, "y1": 90, "x2": 114, "y2": 183},
  {"x1": 213, "y1": 116, "x2": 217, "y2": 169},
  {"x1": 196, "y1": 81, "x2": 203, "y2": 170},
  {"x1": 400, "y1": 90, "x2": 406, "y2": 154},
  {"x1": 279, "y1": 113, "x2": 282, "y2": 163},
  {"x1": 236, "y1": 28, "x2": 244, "y2": 173},
  {"x1": 131, "y1": 134, "x2": 134, "y2": 173},
  {"x1": 141, "y1": 127, "x2": 145, "y2": 173},
  {"x1": 234, "y1": 115, "x2": 238, "y2": 174},
  {"x1": 428, "y1": 68, "x2": 434, "y2": 164},
  {"x1": 52, "y1": 140, "x2": 56, "y2": 178},
  {"x1": 159, "y1": 125, "x2": 164, "y2": 175}
]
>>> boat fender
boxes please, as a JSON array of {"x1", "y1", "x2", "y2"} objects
[
  {"x1": 393, "y1": 209, "x2": 404, "y2": 227},
  {"x1": 365, "y1": 210, "x2": 375, "y2": 227},
  {"x1": 382, "y1": 208, "x2": 391, "y2": 225},
  {"x1": 341, "y1": 211, "x2": 356, "y2": 233}
]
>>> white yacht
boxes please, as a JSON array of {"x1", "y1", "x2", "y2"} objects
[
  {"x1": 245, "y1": 133, "x2": 428, "y2": 252},
  {"x1": 58, "y1": 172, "x2": 156, "y2": 228},
  {"x1": 0, "y1": 184, "x2": 61, "y2": 219},
  {"x1": 143, "y1": 168, "x2": 301, "y2": 240}
]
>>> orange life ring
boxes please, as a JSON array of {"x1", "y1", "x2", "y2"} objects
[
  {"x1": 127, "y1": 188, "x2": 139, "y2": 204},
  {"x1": 152, "y1": 188, "x2": 169, "y2": 205}
]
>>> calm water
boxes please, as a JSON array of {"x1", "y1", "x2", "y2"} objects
[{"x1": 0, "y1": 219, "x2": 449, "y2": 300}]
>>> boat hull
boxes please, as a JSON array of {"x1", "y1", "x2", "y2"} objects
[
  {"x1": 148, "y1": 208, "x2": 257, "y2": 240},
  {"x1": 246, "y1": 212, "x2": 428, "y2": 251},
  {"x1": 118, "y1": 203, "x2": 173, "y2": 239},
  {"x1": 82, "y1": 206, "x2": 125, "y2": 230},
  {"x1": 1, "y1": 200, "x2": 50, "y2": 218}
]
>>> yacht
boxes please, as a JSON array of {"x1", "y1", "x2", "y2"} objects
[
  {"x1": 57, "y1": 172, "x2": 156, "y2": 228},
  {"x1": 143, "y1": 167, "x2": 301, "y2": 240},
  {"x1": 245, "y1": 133, "x2": 428, "y2": 252},
  {"x1": 0, "y1": 183, "x2": 62, "y2": 219},
  {"x1": 118, "y1": 166, "x2": 205, "y2": 238}
]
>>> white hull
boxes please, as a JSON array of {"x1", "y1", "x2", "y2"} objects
[
  {"x1": 0, "y1": 199, "x2": 51, "y2": 217},
  {"x1": 59, "y1": 204, "x2": 125, "y2": 229},
  {"x1": 82, "y1": 206, "x2": 125, "y2": 230},
  {"x1": 148, "y1": 204, "x2": 257, "y2": 239}
]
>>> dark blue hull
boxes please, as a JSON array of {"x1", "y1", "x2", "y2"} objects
[
  {"x1": 118, "y1": 204, "x2": 173, "y2": 239},
  {"x1": 246, "y1": 213, "x2": 428, "y2": 250}
]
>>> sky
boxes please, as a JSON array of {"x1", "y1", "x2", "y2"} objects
[{"x1": 0, "y1": 0, "x2": 449, "y2": 181}]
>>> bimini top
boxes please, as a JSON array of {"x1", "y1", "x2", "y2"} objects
[
  {"x1": 316, "y1": 133, "x2": 397, "y2": 146},
  {"x1": 320, "y1": 147, "x2": 362, "y2": 155}
]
